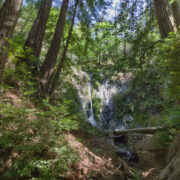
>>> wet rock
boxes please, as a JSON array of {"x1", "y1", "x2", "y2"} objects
[{"x1": 122, "y1": 115, "x2": 134, "y2": 124}]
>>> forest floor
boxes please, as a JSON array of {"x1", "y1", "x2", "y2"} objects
[
  {"x1": 62, "y1": 127, "x2": 165, "y2": 180},
  {"x1": 62, "y1": 129, "x2": 128, "y2": 180}
]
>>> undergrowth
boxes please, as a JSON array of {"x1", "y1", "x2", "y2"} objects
[
  {"x1": 0, "y1": 38, "x2": 87, "y2": 179},
  {"x1": 0, "y1": 94, "x2": 82, "y2": 179},
  {"x1": 153, "y1": 32, "x2": 180, "y2": 148},
  {"x1": 0, "y1": 64, "x2": 84, "y2": 179}
]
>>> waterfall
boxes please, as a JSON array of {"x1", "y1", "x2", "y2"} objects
[
  {"x1": 98, "y1": 80, "x2": 121, "y2": 129},
  {"x1": 88, "y1": 75, "x2": 97, "y2": 127},
  {"x1": 73, "y1": 69, "x2": 132, "y2": 129},
  {"x1": 87, "y1": 75, "x2": 131, "y2": 129}
]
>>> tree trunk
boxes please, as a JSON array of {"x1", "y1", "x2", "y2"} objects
[
  {"x1": 0, "y1": 0, "x2": 23, "y2": 84},
  {"x1": 171, "y1": 0, "x2": 180, "y2": 29},
  {"x1": 49, "y1": 0, "x2": 80, "y2": 97},
  {"x1": 24, "y1": 0, "x2": 53, "y2": 61},
  {"x1": 40, "y1": 0, "x2": 69, "y2": 93},
  {"x1": 153, "y1": 0, "x2": 177, "y2": 38}
]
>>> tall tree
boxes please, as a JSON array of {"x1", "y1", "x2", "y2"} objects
[
  {"x1": 50, "y1": 0, "x2": 80, "y2": 97},
  {"x1": 24, "y1": 0, "x2": 53, "y2": 67},
  {"x1": 153, "y1": 0, "x2": 177, "y2": 38},
  {"x1": 40, "y1": 0, "x2": 69, "y2": 93},
  {"x1": 0, "y1": 0, "x2": 23, "y2": 84}
]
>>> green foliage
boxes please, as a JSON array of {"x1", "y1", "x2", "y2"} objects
[
  {"x1": 41, "y1": 7, "x2": 60, "y2": 62},
  {"x1": 1, "y1": 27, "x2": 84, "y2": 178},
  {"x1": 153, "y1": 105, "x2": 180, "y2": 147},
  {"x1": 130, "y1": 168, "x2": 143, "y2": 180},
  {"x1": 15, "y1": 1, "x2": 40, "y2": 39},
  {"x1": 1, "y1": 0, "x2": 180, "y2": 176},
  {"x1": 132, "y1": 111, "x2": 148, "y2": 127},
  {"x1": 113, "y1": 65, "x2": 165, "y2": 128},
  {"x1": 2, "y1": 38, "x2": 41, "y2": 99},
  {"x1": 114, "y1": 92, "x2": 132, "y2": 119},
  {"x1": 92, "y1": 97, "x2": 101, "y2": 121},
  {"x1": 158, "y1": 32, "x2": 180, "y2": 103},
  {"x1": 152, "y1": 32, "x2": 180, "y2": 147},
  {"x1": 0, "y1": 91, "x2": 81, "y2": 179}
]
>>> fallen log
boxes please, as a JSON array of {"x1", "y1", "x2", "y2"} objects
[{"x1": 114, "y1": 126, "x2": 163, "y2": 135}]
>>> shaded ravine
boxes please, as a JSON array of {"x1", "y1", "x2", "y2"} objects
[
  {"x1": 74, "y1": 71, "x2": 137, "y2": 165},
  {"x1": 72, "y1": 71, "x2": 166, "y2": 179}
]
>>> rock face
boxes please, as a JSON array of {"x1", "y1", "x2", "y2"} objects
[
  {"x1": 73, "y1": 69, "x2": 132, "y2": 130},
  {"x1": 156, "y1": 134, "x2": 180, "y2": 180}
]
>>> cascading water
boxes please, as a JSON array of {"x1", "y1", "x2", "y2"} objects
[
  {"x1": 98, "y1": 80, "x2": 124, "y2": 129},
  {"x1": 74, "y1": 71, "x2": 132, "y2": 129},
  {"x1": 72, "y1": 67, "x2": 133, "y2": 127},
  {"x1": 91, "y1": 76, "x2": 130, "y2": 130},
  {"x1": 88, "y1": 75, "x2": 97, "y2": 127}
]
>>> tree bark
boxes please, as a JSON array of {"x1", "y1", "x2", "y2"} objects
[
  {"x1": 40, "y1": 0, "x2": 69, "y2": 94},
  {"x1": 153, "y1": 0, "x2": 177, "y2": 38},
  {"x1": 49, "y1": 0, "x2": 80, "y2": 97},
  {"x1": 0, "y1": 0, "x2": 23, "y2": 84},
  {"x1": 171, "y1": 0, "x2": 180, "y2": 29},
  {"x1": 24, "y1": 0, "x2": 53, "y2": 60}
]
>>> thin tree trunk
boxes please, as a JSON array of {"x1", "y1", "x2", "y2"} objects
[
  {"x1": 49, "y1": 0, "x2": 80, "y2": 97},
  {"x1": 154, "y1": 0, "x2": 177, "y2": 38},
  {"x1": 0, "y1": 0, "x2": 23, "y2": 84},
  {"x1": 40, "y1": 0, "x2": 69, "y2": 94},
  {"x1": 24, "y1": 0, "x2": 53, "y2": 69},
  {"x1": 171, "y1": 0, "x2": 180, "y2": 29}
]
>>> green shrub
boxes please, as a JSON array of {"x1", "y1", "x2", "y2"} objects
[{"x1": 92, "y1": 97, "x2": 101, "y2": 121}]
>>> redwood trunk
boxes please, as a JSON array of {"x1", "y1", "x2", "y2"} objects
[
  {"x1": 40, "y1": 0, "x2": 69, "y2": 93},
  {"x1": 24, "y1": 0, "x2": 53, "y2": 60},
  {"x1": 50, "y1": 0, "x2": 79, "y2": 97},
  {"x1": 154, "y1": 0, "x2": 177, "y2": 38},
  {"x1": 0, "y1": 0, "x2": 23, "y2": 84}
]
